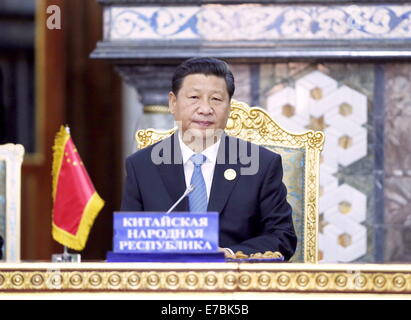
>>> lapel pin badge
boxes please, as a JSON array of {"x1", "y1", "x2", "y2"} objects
[{"x1": 224, "y1": 168, "x2": 236, "y2": 181}]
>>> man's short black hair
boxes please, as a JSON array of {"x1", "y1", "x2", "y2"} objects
[{"x1": 171, "y1": 57, "x2": 235, "y2": 99}]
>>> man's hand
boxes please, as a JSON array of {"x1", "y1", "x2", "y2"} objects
[{"x1": 218, "y1": 247, "x2": 235, "y2": 258}]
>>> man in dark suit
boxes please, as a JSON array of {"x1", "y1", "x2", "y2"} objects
[{"x1": 121, "y1": 57, "x2": 297, "y2": 260}]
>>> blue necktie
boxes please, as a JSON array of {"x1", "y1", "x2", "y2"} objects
[{"x1": 189, "y1": 154, "x2": 207, "y2": 213}]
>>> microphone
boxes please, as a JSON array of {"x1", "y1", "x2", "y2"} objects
[{"x1": 166, "y1": 184, "x2": 195, "y2": 213}]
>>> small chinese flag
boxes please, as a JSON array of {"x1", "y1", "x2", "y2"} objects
[{"x1": 51, "y1": 125, "x2": 104, "y2": 251}]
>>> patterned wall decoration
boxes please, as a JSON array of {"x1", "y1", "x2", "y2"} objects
[
  {"x1": 104, "y1": 5, "x2": 411, "y2": 41},
  {"x1": 261, "y1": 64, "x2": 375, "y2": 263}
]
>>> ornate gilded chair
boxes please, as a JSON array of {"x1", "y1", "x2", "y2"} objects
[
  {"x1": 136, "y1": 100, "x2": 324, "y2": 263},
  {"x1": 0, "y1": 143, "x2": 24, "y2": 262}
]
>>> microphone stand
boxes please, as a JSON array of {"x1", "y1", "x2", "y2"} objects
[{"x1": 166, "y1": 185, "x2": 195, "y2": 213}]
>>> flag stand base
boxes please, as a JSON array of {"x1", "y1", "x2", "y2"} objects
[
  {"x1": 52, "y1": 246, "x2": 81, "y2": 263},
  {"x1": 51, "y1": 253, "x2": 81, "y2": 263}
]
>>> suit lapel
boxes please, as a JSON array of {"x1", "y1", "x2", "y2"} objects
[
  {"x1": 156, "y1": 134, "x2": 188, "y2": 211},
  {"x1": 207, "y1": 134, "x2": 241, "y2": 214}
]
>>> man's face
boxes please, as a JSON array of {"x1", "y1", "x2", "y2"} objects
[{"x1": 169, "y1": 73, "x2": 231, "y2": 143}]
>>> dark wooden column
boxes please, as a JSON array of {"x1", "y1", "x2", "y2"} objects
[
  {"x1": 21, "y1": 0, "x2": 66, "y2": 260},
  {"x1": 62, "y1": 0, "x2": 123, "y2": 259},
  {"x1": 20, "y1": 0, "x2": 122, "y2": 260}
]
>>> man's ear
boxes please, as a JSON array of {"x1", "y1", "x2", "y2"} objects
[{"x1": 168, "y1": 91, "x2": 176, "y2": 114}]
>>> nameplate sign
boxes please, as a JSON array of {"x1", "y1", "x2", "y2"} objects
[{"x1": 113, "y1": 212, "x2": 219, "y2": 253}]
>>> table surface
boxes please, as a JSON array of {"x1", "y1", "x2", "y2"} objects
[{"x1": 0, "y1": 262, "x2": 410, "y2": 298}]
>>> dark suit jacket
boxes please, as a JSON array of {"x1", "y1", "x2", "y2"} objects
[
  {"x1": 121, "y1": 133, "x2": 297, "y2": 260},
  {"x1": 0, "y1": 235, "x2": 3, "y2": 259}
]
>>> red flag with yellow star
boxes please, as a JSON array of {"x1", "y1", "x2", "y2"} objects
[{"x1": 51, "y1": 126, "x2": 104, "y2": 251}]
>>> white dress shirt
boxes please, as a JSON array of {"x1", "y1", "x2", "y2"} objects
[{"x1": 178, "y1": 133, "x2": 221, "y2": 201}]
